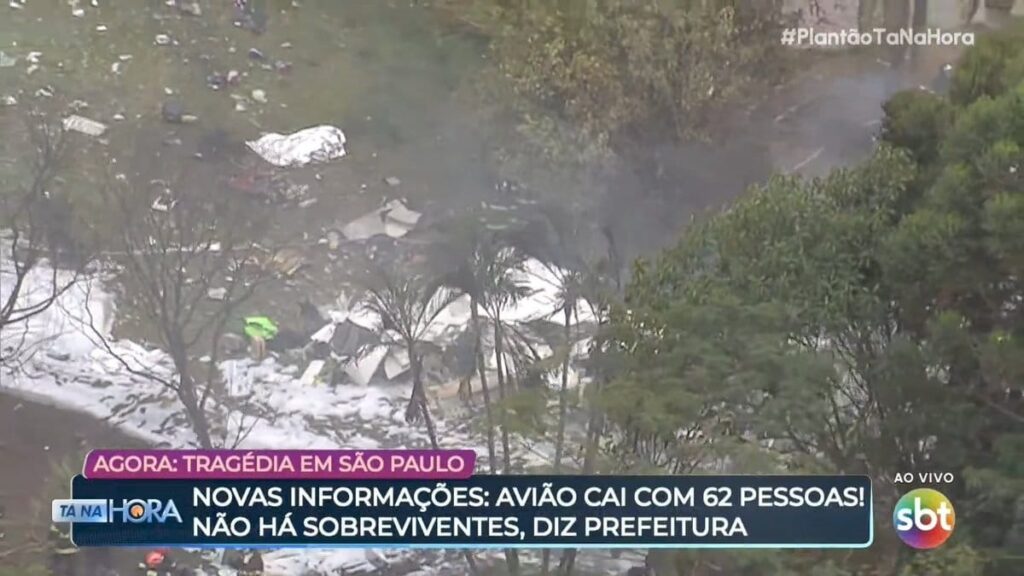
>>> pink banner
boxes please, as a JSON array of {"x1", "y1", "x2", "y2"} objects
[{"x1": 83, "y1": 449, "x2": 476, "y2": 480}]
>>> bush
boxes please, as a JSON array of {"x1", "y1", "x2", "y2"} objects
[
  {"x1": 949, "y1": 23, "x2": 1024, "y2": 106},
  {"x1": 487, "y1": 0, "x2": 788, "y2": 164}
]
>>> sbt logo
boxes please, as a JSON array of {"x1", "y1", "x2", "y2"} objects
[
  {"x1": 892, "y1": 488, "x2": 955, "y2": 549},
  {"x1": 52, "y1": 499, "x2": 182, "y2": 524}
]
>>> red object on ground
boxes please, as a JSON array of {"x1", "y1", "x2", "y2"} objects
[{"x1": 145, "y1": 550, "x2": 167, "y2": 568}]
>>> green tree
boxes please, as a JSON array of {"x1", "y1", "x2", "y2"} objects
[
  {"x1": 605, "y1": 26, "x2": 1024, "y2": 573},
  {"x1": 482, "y1": 0, "x2": 788, "y2": 165}
]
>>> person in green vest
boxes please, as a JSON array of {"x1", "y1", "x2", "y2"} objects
[{"x1": 244, "y1": 316, "x2": 278, "y2": 360}]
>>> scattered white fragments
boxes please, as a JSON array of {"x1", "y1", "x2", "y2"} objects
[
  {"x1": 340, "y1": 199, "x2": 421, "y2": 240},
  {"x1": 62, "y1": 115, "x2": 108, "y2": 137},
  {"x1": 299, "y1": 360, "x2": 326, "y2": 386},
  {"x1": 154, "y1": 34, "x2": 171, "y2": 46},
  {"x1": 207, "y1": 287, "x2": 227, "y2": 301},
  {"x1": 246, "y1": 125, "x2": 347, "y2": 167},
  {"x1": 251, "y1": 88, "x2": 267, "y2": 103},
  {"x1": 0, "y1": 51, "x2": 16, "y2": 68}
]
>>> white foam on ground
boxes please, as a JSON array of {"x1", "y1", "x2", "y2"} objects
[{"x1": 0, "y1": 255, "x2": 615, "y2": 575}]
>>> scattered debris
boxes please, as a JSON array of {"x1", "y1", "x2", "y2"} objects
[
  {"x1": 310, "y1": 322, "x2": 335, "y2": 344},
  {"x1": 219, "y1": 333, "x2": 248, "y2": 356},
  {"x1": 1, "y1": 95, "x2": 16, "y2": 107},
  {"x1": 161, "y1": 101, "x2": 185, "y2": 123},
  {"x1": 279, "y1": 182, "x2": 309, "y2": 202},
  {"x1": 267, "y1": 248, "x2": 305, "y2": 277},
  {"x1": 325, "y1": 229, "x2": 342, "y2": 251},
  {"x1": 227, "y1": 69, "x2": 240, "y2": 84},
  {"x1": 112, "y1": 113, "x2": 125, "y2": 121},
  {"x1": 280, "y1": 42, "x2": 293, "y2": 49},
  {"x1": 246, "y1": 125, "x2": 347, "y2": 167},
  {"x1": 273, "y1": 60, "x2": 292, "y2": 74},
  {"x1": 62, "y1": 115, "x2": 108, "y2": 137},
  {"x1": 206, "y1": 72, "x2": 226, "y2": 90},
  {"x1": 154, "y1": 34, "x2": 172, "y2": 46},
  {"x1": 207, "y1": 287, "x2": 228, "y2": 301},
  {"x1": 45, "y1": 350, "x2": 71, "y2": 362},
  {"x1": 150, "y1": 186, "x2": 176, "y2": 212},
  {"x1": 26, "y1": 52, "x2": 41, "y2": 64},
  {"x1": 248, "y1": 48, "x2": 266, "y2": 60},
  {"x1": 26, "y1": 64, "x2": 38, "y2": 75},
  {"x1": 384, "y1": 176, "x2": 401, "y2": 187},
  {"x1": 0, "y1": 51, "x2": 17, "y2": 68},
  {"x1": 72, "y1": 7, "x2": 85, "y2": 17},
  {"x1": 299, "y1": 360, "x2": 326, "y2": 386},
  {"x1": 178, "y1": 1, "x2": 201, "y2": 16},
  {"x1": 341, "y1": 199, "x2": 421, "y2": 241},
  {"x1": 251, "y1": 88, "x2": 267, "y2": 104},
  {"x1": 180, "y1": 114, "x2": 198, "y2": 124}
]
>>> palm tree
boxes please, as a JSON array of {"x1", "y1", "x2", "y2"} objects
[
  {"x1": 552, "y1": 268, "x2": 583, "y2": 472},
  {"x1": 480, "y1": 245, "x2": 531, "y2": 576},
  {"x1": 355, "y1": 264, "x2": 458, "y2": 449},
  {"x1": 355, "y1": 261, "x2": 484, "y2": 576},
  {"x1": 433, "y1": 221, "x2": 504, "y2": 474},
  {"x1": 477, "y1": 244, "x2": 530, "y2": 473}
]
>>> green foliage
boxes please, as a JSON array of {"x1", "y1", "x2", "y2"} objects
[
  {"x1": 897, "y1": 544, "x2": 987, "y2": 576},
  {"x1": 949, "y1": 24, "x2": 1024, "y2": 107},
  {"x1": 881, "y1": 90, "x2": 953, "y2": 165},
  {"x1": 609, "y1": 25, "x2": 1024, "y2": 575},
  {"x1": 483, "y1": 0, "x2": 788, "y2": 164}
]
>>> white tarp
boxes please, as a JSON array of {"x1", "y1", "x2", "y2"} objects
[{"x1": 246, "y1": 125, "x2": 347, "y2": 167}]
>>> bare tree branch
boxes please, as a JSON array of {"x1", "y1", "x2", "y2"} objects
[{"x1": 0, "y1": 113, "x2": 89, "y2": 371}]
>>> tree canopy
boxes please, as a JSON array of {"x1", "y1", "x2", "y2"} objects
[{"x1": 605, "y1": 25, "x2": 1024, "y2": 575}]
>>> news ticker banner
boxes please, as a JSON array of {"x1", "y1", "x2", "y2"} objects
[{"x1": 55, "y1": 450, "x2": 873, "y2": 549}]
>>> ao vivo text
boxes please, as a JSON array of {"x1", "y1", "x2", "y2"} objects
[{"x1": 893, "y1": 472, "x2": 955, "y2": 484}]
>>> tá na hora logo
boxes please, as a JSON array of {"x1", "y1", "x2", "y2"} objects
[
  {"x1": 52, "y1": 499, "x2": 182, "y2": 524},
  {"x1": 892, "y1": 488, "x2": 955, "y2": 549}
]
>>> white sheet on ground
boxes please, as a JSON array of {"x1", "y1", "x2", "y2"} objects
[{"x1": 246, "y1": 125, "x2": 347, "y2": 167}]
